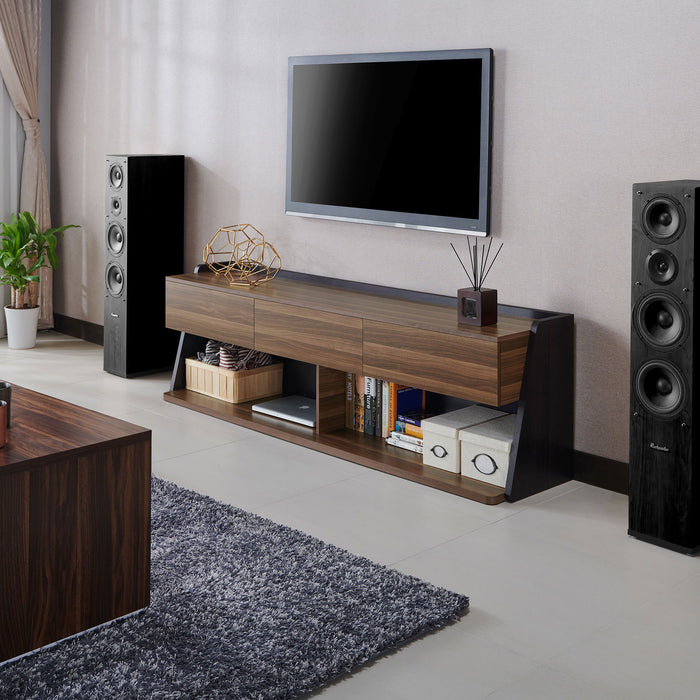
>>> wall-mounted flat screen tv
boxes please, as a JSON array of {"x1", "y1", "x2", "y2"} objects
[{"x1": 286, "y1": 48, "x2": 493, "y2": 236}]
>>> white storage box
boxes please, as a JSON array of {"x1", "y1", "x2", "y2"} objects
[
  {"x1": 459, "y1": 414, "x2": 517, "y2": 487},
  {"x1": 422, "y1": 405, "x2": 506, "y2": 473}
]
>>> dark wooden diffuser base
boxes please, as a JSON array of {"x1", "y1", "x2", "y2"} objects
[{"x1": 457, "y1": 287, "x2": 498, "y2": 327}]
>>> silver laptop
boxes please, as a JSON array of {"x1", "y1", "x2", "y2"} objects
[{"x1": 251, "y1": 395, "x2": 316, "y2": 427}]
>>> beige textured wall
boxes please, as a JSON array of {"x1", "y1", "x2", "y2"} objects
[{"x1": 50, "y1": 0, "x2": 700, "y2": 464}]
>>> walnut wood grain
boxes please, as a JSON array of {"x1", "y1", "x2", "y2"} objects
[
  {"x1": 0, "y1": 386, "x2": 151, "y2": 662},
  {"x1": 255, "y1": 300, "x2": 363, "y2": 374},
  {"x1": 362, "y1": 320, "x2": 528, "y2": 406},
  {"x1": 168, "y1": 273, "x2": 533, "y2": 340},
  {"x1": 317, "y1": 367, "x2": 348, "y2": 434},
  {"x1": 163, "y1": 387, "x2": 505, "y2": 504},
  {"x1": 166, "y1": 277, "x2": 254, "y2": 347}
]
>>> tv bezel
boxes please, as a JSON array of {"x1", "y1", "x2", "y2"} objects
[{"x1": 285, "y1": 48, "x2": 494, "y2": 237}]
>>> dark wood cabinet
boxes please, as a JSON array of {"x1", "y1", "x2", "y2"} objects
[
  {"x1": 0, "y1": 386, "x2": 151, "y2": 663},
  {"x1": 164, "y1": 270, "x2": 574, "y2": 505}
]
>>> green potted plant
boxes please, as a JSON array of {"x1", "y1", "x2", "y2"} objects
[{"x1": 0, "y1": 211, "x2": 78, "y2": 348}]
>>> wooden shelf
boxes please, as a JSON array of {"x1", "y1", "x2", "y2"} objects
[
  {"x1": 163, "y1": 387, "x2": 506, "y2": 504},
  {"x1": 164, "y1": 270, "x2": 574, "y2": 504}
]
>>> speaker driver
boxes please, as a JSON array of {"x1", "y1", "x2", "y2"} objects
[
  {"x1": 110, "y1": 196, "x2": 122, "y2": 217},
  {"x1": 633, "y1": 292, "x2": 688, "y2": 349},
  {"x1": 107, "y1": 222, "x2": 124, "y2": 254},
  {"x1": 645, "y1": 248, "x2": 678, "y2": 285},
  {"x1": 634, "y1": 360, "x2": 686, "y2": 418},
  {"x1": 109, "y1": 164, "x2": 124, "y2": 189},
  {"x1": 642, "y1": 196, "x2": 685, "y2": 243},
  {"x1": 105, "y1": 262, "x2": 125, "y2": 297}
]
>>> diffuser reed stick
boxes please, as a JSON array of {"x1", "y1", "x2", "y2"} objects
[{"x1": 451, "y1": 236, "x2": 503, "y2": 290}]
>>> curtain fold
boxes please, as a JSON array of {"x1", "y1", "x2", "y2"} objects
[
  {"x1": 0, "y1": 0, "x2": 53, "y2": 327},
  {"x1": 0, "y1": 79, "x2": 24, "y2": 335}
]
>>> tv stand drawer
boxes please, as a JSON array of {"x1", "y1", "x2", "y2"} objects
[
  {"x1": 255, "y1": 300, "x2": 362, "y2": 374},
  {"x1": 362, "y1": 320, "x2": 527, "y2": 406}
]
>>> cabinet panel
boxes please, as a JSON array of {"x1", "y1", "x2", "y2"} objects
[
  {"x1": 363, "y1": 320, "x2": 526, "y2": 406},
  {"x1": 166, "y1": 279, "x2": 254, "y2": 347},
  {"x1": 255, "y1": 301, "x2": 362, "y2": 374}
]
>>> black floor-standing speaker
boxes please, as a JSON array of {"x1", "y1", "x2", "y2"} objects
[
  {"x1": 629, "y1": 180, "x2": 700, "y2": 553},
  {"x1": 104, "y1": 155, "x2": 184, "y2": 377}
]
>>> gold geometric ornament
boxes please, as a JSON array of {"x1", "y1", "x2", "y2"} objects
[{"x1": 203, "y1": 224, "x2": 281, "y2": 286}]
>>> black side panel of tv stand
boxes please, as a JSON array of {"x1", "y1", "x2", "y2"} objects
[{"x1": 506, "y1": 313, "x2": 575, "y2": 501}]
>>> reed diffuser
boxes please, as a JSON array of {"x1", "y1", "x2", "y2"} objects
[{"x1": 451, "y1": 237, "x2": 503, "y2": 327}]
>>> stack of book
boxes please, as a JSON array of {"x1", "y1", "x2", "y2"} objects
[
  {"x1": 344, "y1": 375, "x2": 432, "y2": 453},
  {"x1": 385, "y1": 431, "x2": 424, "y2": 454}
]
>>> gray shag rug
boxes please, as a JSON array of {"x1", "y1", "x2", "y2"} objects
[{"x1": 0, "y1": 477, "x2": 468, "y2": 699}]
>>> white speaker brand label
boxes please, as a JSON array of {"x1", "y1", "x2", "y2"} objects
[{"x1": 649, "y1": 442, "x2": 670, "y2": 453}]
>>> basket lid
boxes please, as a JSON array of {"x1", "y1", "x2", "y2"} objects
[
  {"x1": 422, "y1": 405, "x2": 507, "y2": 438},
  {"x1": 458, "y1": 413, "x2": 517, "y2": 451}
]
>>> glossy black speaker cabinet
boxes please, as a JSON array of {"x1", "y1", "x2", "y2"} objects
[
  {"x1": 629, "y1": 180, "x2": 700, "y2": 553},
  {"x1": 104, "y1": 155, "x2": 184, "y2": 377}
]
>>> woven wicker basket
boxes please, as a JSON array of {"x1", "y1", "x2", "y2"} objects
[{"x1": 185, "y1": 358, "x2": 283, "y2": 404}]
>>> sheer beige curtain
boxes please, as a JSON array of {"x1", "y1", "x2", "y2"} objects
[{"x1": 0, "y1": 0, "x2": 52, "y2": 327}]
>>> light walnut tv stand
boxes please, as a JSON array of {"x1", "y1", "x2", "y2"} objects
[{"x1": 164, "y1": 269, "x2": 574, "y2": 505}]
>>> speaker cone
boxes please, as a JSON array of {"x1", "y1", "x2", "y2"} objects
[
  {"x1": 645, "y1": 249, "x2": 678, "y2": 285},
  {"x1": 107, "y1": 222, "x2": 124, "y2": 254},
  {"x1": 105, "y1": 262, "x2": 125, "y2": 297},
  {"x1": 109, "y1": 164, "x2": 124, "y2": 189},
  {"x1": 110, "y1": 196, "x2": 122, "y2": 217},
  {"x1": 633, "y1": 292, "x2": 688, "y2": 349},
  {"x1": 642, "y1": 196, "x2": 685, "y2": 243},
  {"x1": 634, "y1": 360, "x2": 686, "y2": 418}
]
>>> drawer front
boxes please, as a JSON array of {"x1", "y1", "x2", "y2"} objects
[
  {"x1": 255, "y1": 301, "x2": 362, "y2": 374},
  {"x1": 363, "y1": 320, "x2": 509, "y2": 406},
  {"x1": 166, "y1": 279, "x2": 255, "y2": 347}
]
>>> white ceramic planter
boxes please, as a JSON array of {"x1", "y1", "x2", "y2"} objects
[{"x1": 4, "y1": 305, "x2": 41, "y2": 349}]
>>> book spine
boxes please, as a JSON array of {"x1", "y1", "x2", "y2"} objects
[
  {"x1": 364, "y1": 376, "x2": 377, "y2": 435},
  {"x1": 396, "y1": 413, "x2": 422, "y2": 427},
  {"x1": 394, "y1": 418, "x2": 424, "y2": 439},
  {"x1": 385, "y1": 436, "x2": 423, "y2": 454},
  {"x1": 345, "y1": 372, "x2": 355, "y2": 430},
  {"x1": 404, "y1": 423, "x2": 423, "y2": 439},
  {"x1": 389, "y1": 430, "x2": 423, "y2": 446},
  {"x1": 381, "y1": 380, "x2": 390, "y2": 437},
  {"x1": 387, "y1": 382, "x2": 405, "y2": 432},
  {"x1": 375, "y1": 380, "x2": 383, "y2": 436},
  {"x1": 354, "y1": 375, "x2": 365, "y2": 432}
]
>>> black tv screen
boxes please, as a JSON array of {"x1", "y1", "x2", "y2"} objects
[{"x1": 286, "y1": 49, "x2": 493, "y2": 236}]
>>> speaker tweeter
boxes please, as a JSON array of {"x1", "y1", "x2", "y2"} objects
[{"x1": 645, "y1": 249, "x2": 678, "y2": 285}]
